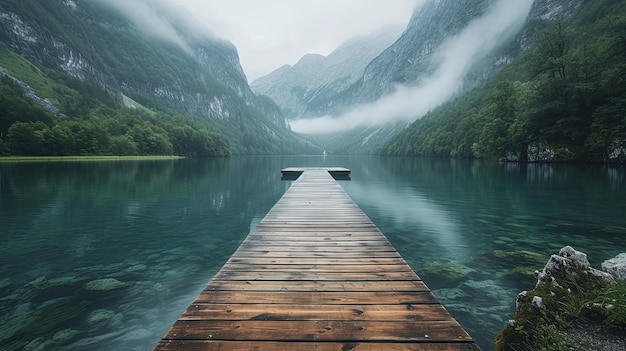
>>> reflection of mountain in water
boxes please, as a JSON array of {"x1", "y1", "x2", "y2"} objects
[{"x1": 344, "y1": 179, "x2": 468, "y2": 261}]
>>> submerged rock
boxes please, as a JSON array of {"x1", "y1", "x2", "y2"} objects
[
  {"x1": 82, "y1": 278, "x2": 128, "y2": 292},
  {"x1": 53, "y1": 328, "x2": 81, "y2": 343},
  {"x1": 432, "y1": 287, "x2": 471, "y2": 301},
  {"x1": 491, "y1": 249, "x2": 546, "y2": 267},
  {"x1": 424, "y1": 260, "x2": 475, "y2": 282},
  {"x1": 26, "y1": 297, "x2": 90, "y2": 335},
  {"x1": 24, "y1": 336, "x2": 55, "y2": 351},
  {"x1": 462, "y1": 279, "x2": 501, "y2": 299},
  {"x1": 601, "y1": 253, "x2": 626, "y2": 281},
  {"x1": 86, "y1": 309, "x2": 116, "y2": 331}
]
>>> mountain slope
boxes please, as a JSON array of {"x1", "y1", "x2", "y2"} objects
[
  {"x1": 301, "y1": 0, "x2": 499, "y2": 118},
  {"x1": 380, "y1": 0, "x2": 626, "y2": 162},
  {"x1": 281, "y1": 0, "x2": 595, "y2": 155},
  {"x1": 0, "y1": 0, "x2": 320, "y2": 155},
  {"x1": 251, "y1": 26, "x2": 403, "y2": 119}
]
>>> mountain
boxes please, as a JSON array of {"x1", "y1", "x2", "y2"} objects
[
  {"x1": 298, "y1": 0, "x2": 500, "y2": 119},
  {"x1": 251, "y1": 25, "x2": 403, "y2": 119},
  {"x1": 261, "y1": 0, "x2": 602, "y2": 156},
  {"x1": 380, "y1": 0, "x2": 626, "y2": 162},
  {"x1": 259, "y1": 0, "x2": 531, "y2": 154},
  {"x1": 304, "y1": 0, "x2": 585, "y2": 120},
  {"x1": 0, "y1": 0, "x2": 320, "y2": 156}
]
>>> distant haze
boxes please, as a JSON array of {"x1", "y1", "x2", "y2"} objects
[
  {"x1": 172, "y1": 0, "x2": 424, "y2": 81},
  {"x1": 290, "y1": 0, "x2": 534, "y2": 135}
]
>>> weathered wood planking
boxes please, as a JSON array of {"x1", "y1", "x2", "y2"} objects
[{"x1": 153, "y1": 168, "x2": 480, "y2": 351}]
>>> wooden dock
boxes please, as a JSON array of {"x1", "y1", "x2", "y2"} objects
[{"x1": 153, "y1": 168, "x2": 480, "y2": 351}]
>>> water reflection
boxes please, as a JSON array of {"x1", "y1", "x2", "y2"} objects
[
  {"x1": 339, "y1": 157, "x2": 626, "y2": 349},
  {"x1": 0, "y1": 156, "x2": 624, "y2": 351},
  {"x1": 344, "y1": 180, "x2": 468, "y2": 261}
]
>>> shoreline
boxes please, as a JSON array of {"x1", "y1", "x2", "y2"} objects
[{"x1": 0, "y1": 156, "x2": 186, "y2": 163}]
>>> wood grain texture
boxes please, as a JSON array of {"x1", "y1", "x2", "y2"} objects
[{"x1": 152, "y1": 168, "x2": 480, "y2": 351}]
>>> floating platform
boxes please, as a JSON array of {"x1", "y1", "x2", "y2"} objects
[
  {"x1": 153, "y1": 168, "x2": 480, "y2": 350},
  {"x1": 281, "y1": 167, "x2": 350, "y2": 180}
]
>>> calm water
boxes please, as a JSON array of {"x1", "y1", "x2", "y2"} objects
[{"x1": 1, "y1": 156, "x2": 624, "y2": 350}]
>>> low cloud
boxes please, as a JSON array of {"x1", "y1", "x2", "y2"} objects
[
  {"x1": 291, "y1": 0, "x2": 534, "y2": 135},
  {"x1": 97, "y1": 0, "x2": 215, "y2": 54}
]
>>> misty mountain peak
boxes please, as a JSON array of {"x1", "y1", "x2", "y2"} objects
[
  {"x1": 251, "y1": 25, "x2": 403, "y2": 119},
  {"x1": 297, "y1": 53, "x2": 326, "y2": 65},
  {"x1": 97, "y1": 0, "x2": 221, "y2": 53}
]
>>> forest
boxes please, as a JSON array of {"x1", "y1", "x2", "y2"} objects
[
  {"x1": 380, "y1": 0, "x2": 626, "y2": 162},
  {"x1": 0, "y1": 74, "x2": 230, "y2": 157},
  {"x1": 0, "y1": 0, "x2": 325, "y2": 157}
]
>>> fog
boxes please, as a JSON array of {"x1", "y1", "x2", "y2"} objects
[
  {"x1": 97, "y1": 0, "x2": 214, "y2": 54},
  {"x1": 290, "y1": 0, "x2": 534, "y2": 135}
]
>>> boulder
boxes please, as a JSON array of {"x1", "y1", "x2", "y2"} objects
[
  {"x1": 601, "y1": 253, "x2": 626, "y2": 281},
  {"x1": 536, "y1": 246, "x2": 615, "y2": 286},
  {"x1": 531, "y1": 296, "x2": 546, "y2": 310},
  {"x1": 516, "y1": 290, "x2": 527, "y2": 310}
]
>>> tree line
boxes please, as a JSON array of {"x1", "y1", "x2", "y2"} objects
[
  {"x1": 380, "y1": 0, "x2": 626, "y2": 162},
  {"x1": 0, "y1": 76, "x2": 230, "y2": 157}
]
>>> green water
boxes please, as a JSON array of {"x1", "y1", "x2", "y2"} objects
[{"x1": 1, "y1": 156, "x2": 624, "y2": 350}]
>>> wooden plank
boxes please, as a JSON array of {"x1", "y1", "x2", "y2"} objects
[
  {"x1": 163, "y1": 320, "x2": 472, "y2": 342},
  {"x1": 219, "y1": 264, "x2": 416, "y2": 273},
  {"x1": 245, "y1": 233, "x2": 385, "y2": 238},
  {"x1": 228, "y1": 249, "x2": 401, "y2": 259},
  {"x1": 235, "y1": 246, "x2": 397, "y2": 252},
  {"x1": 227, "y1": 257, "x2": 408, "y2": 265},
  {"x1": 205, "y1": 280, "x2": 429, "y2": 292},
  {"x1": 155, "y1": 341, "x2": 480, "y2": 351},
  {"x1": 180, "y1": 304, "x2": 449, "y2": 321},
  {"x1": 159, "y1": 341, "x2": 479, "y2": 351},
  {"x1": 211, "y1": 271, "x2": 420, "y2": 281},
  {"x1": 194, "y1": 291, "x2": 438, "y2": 304},
  {"x1": 152, "y1": 168, "x2": 479, "y2": 351},
  {"x1": 239, "y1": 240, "x2": 392, "y2": 246}
]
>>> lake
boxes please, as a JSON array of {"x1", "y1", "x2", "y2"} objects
[{"x1": 1, "y1": 156, "x2": 625, "y2": 350}]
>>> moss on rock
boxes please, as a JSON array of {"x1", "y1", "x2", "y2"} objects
[{"x1": 495, "y1": 247, "x2": 626, "y2": 351}]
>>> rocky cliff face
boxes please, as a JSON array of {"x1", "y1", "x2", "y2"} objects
[
  {"x1": 528, "y1": 0, "x2": 584, "y2": 21},
  {"x1": 0, "y1": 9, "x2": 97, "y2": 81},
  {"x1": 0, "y1": 0, "x2": 285, "y2": 128},
  {"x1": 251, "y1": 26, "x2": 402, "y2": 119}
]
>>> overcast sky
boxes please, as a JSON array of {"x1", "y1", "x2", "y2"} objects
[{"x1": 169, "y1": 0, "x2": 422, "y2": 82}]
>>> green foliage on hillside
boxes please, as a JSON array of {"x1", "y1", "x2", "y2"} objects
[
  {"x1": 0, "y1": 0, "x2": 320, "y2": 156},
  {"x1": 0, "y1": 75, "x2": 230, "y2": 157},
  {"x1": 380, "y1": 0, "x2": 626, "y2": 162}
]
